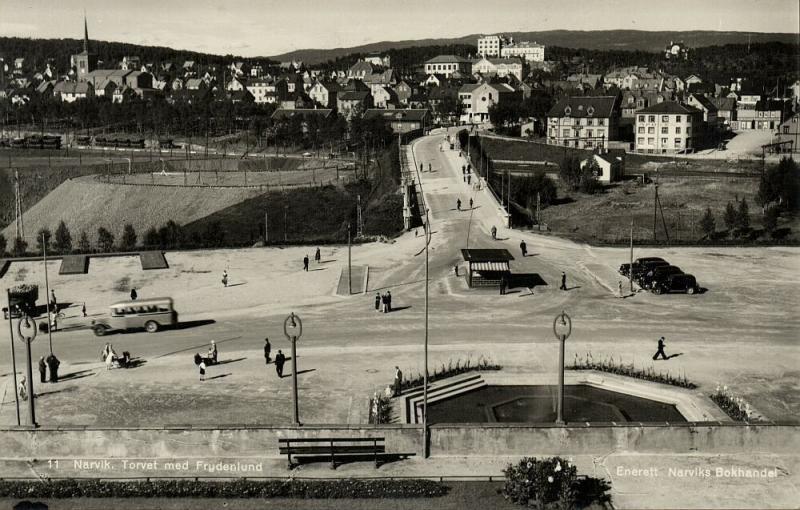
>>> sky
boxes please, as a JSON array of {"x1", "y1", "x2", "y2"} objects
[{"x1": 0, "y1": 0, "x2": 797, "y2": 57}]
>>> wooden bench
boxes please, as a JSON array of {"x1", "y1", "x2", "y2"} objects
[{"x1": 279, "y1": 437, "x2": 388, "y2": 469}]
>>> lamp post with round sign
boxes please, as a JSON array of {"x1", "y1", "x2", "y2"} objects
[
  {"x1": 16, "y1": 313, "x2": 38, "y2": 427},
  {"x1": 283, "y1": 312, "x2": 303, "y2": 426},
  {"x1": 552, "y1": 310, "x2": 572, "y2": 425}
]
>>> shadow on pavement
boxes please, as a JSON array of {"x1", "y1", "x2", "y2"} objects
[
  {"x1": 172, "y1": 319, "x2": 216, "y2": 331},
  {"x1": 206, "y1": 373, "x2": 231, "y2": 380},
  {"x1": 215, "y1": 357, "x2": 247, "y2": 366},
  {"x1": 58, "y1": 369, "x2": 96, "y2": 382},
  {"x1": 509, "y1": 273, "x2": 548, "y2": 289}
]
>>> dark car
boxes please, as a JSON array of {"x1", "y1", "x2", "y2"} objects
[
  {"x1": 631, "y1": 259, "x2": 670, "y2": 280},
  {"x1": 619, "y1": 257, "x2": 666, "y2": 277},
  {"x1": 654, "y1": 274, "x2": 699, "y2": 295},
  {"x1": 641, "y1": 265, "x2": 683, "y2": 290}
]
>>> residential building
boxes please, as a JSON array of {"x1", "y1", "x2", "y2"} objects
[
  {"x1": 581, "y1": 151, "x2": 625, "y2": 183},
  {"x1": 776, "y1": 113, "x2": 800, "y2": 153},
  {"x1": 227, "y1": 76, "x2": 247, "y2": 92},
  {"x1": 348, "y1": 60, "x2": 374, "y2": 80},
  {"x1": 424, "y1": 55, "x2": 472, "y2": 78},
  {"x1": 471, "y1": 57, "x2": 523, "y2": 81},
  {"x1": 371, "y1": 86, "x2": 396, "y2": 108},
  {"x1": 363, "y1": 54, "x2": 391, "y2": 67},
  {"x1": 121, "y1": 56, "x2": 140, "y2": 70},
  {"x1": 393, "y1": 81, "x2": 412, "y2": 105},
  {"x1": 500, "y1": 40, "x2": 545, "y2": 62},
  {"x1": 308, "y1": 80, "x2": 340, "y2": 108},
  {"x1": 686, "y1": 93, "x2": 719, "y2": 125},
  {"x1": 684, "y1": 75, "x2": 703, "y2": 88},
  {"x1": 664, "y1": 41, "x2": 689, "y2": 60},
  {"x1": 363, "y1": 109, "x2": 431, "y2": 134},
  {"x1": 477, "y1": 35, "x2": 504, "y2": 57},
  {"x1": 736, "y1": 99, "x2": 783, "y2": 130},
  {"x1": 336, "y1": 90, "x2": 372, "y2": 118},
  {"x1": 546, "y1": 96, "x2": 619, "y2": 149},
  {"x1": 709, "y1": 97, "x2": 737, "y2": 127},
  {"x1": 458, "y1": 82, "x2": 520, "y2": 124},
  {"x1": 53, "y1": 81, "x2": 94, "y2": 102},
  {"x1": 634, "y1": 102, "x2": 702, "y2": 154}
]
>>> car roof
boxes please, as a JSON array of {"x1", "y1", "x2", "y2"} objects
[{"x1": 110, "y1": 297, "x2": 173, "y2": 308}]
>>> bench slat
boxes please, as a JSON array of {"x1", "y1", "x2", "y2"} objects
[
  {"x1": 279, "y1": 437, "x2": 384, "y2": 444},
  {"x1": 280, "y1": 446, "x2": 387, "y2": 455}
]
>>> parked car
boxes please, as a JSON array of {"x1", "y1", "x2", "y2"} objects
[
  {"x1": 619, "y1": 257, "x2": 666, "y2": 277},
  {"x1": 92, "y1": 297, "x2": 178, "y2": 336},
  {"x1": 641, "y1": 265, "x2": 684, "y2": 290},
  {"x1": 631, "y1": 259, "x2": 670, "y2": 280},
  {"x1": 653, "y1": 274, "x2": 699, "y2": 295}
]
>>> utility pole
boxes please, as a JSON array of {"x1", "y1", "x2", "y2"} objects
[
  {"x1": 42, "y1": 233, "x2": 53, "y2": 354},
  {"x1": 6, "y1": 290, "x2": 21, "y2": 426},
  {"x1": 264, "y1": 210, "x2": 268, "y2": 244},
  {"x1": 348, "y1": 224, "x2": 352, "y2": 295},
  {"x1": 629, "y1": 219, "x2": 634, "y2": 293}
]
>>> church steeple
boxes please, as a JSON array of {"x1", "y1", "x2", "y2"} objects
[{"x1": 83, "y1": 12, "x2": 89, "y2": 53}]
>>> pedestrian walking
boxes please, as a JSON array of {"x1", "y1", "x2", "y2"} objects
[
  {"x1": 303, "y1": 255, "x2": 309, "y2": 271},
  {"x1": 456, "y1": 198, "x2": 461, "y2": 210},
  {"x1": 374, "y1": 292, "x2": 381, "y2": 312},
  {"x1": 500, "y1": 277, "x2": 507, "y2": 295},
  {"x1": 420, "y1": 163, "x2": 423, "y2": 173},
  {"x1": 18, "y1": 376, "x2": 27, "y2": 401},
  {"x1": 467, "y1": 164, "x2": 471, "y2": 173},
  {"x1": 208, "y1": 341, "x2": 218, "y2": 365},
  {"x1": 102, "y1": 343, "x2": 111, "y2": 362},
  {"x1": 50, "y1": 289, "x2": 57, "y2": 310},
  {"x1": 222, "y1": 270, "x2": 228, "y2": 287},
  {"x1": 520, "y1": 240, "x2": 527, "y2": 257},
  {"x1": 560, "y1": 271, "x2": 567, "y2": 291},
  {"x1": 194, "y1": 353, "x2": 202, "y2": 366},
  {"x1": 491, "y1": 226, "x2": 497, "y2": 239},
  {"x1": 46, "y1": 353, "x2": 60, "y2": 383},
  {"x1": 428, "y1": 163, "x2": 432, "y2": 172},
  {"x1": 618, "y1": 281, "x2": 623, "y2": 298},
  {"x1": 275, "y1": 350, "x2": 285, "y2": 377},
  {"x1": 199, "y1": 359, "x2": 207, "y2": 381},
  {"x1": 106, "y1": 351, "x2": 115, "y2": 370},
  {"x1": 386, "y1": 291, "x2": 392, "y2": 313},
  {"x1": 264, "y1": 338, "x2": 271, "y2": 364},
  {"x1": 130, "y1": 288, "x2": 137, "y2": 300},
  {"x1": 653, "y1": 337, "x2": 669, "y2": 360},
  {"x1": 381, "y1": 293, "x2": 388, "y2": 313},
  {"x1": 393, "y1": 366, "x2": 403, "y2": 397},
  {"x1": 314, "y1": 247, "x2": 321, "y2": 263},
  {"x1": 49, "y1": 310, "x2": 58, "y2": 332},
  {"x1": 469, "y1": 198, "x2": 473, "y2": 209},
  {"x1": 82, "y1": 302, "x2": 87, "y2": 318},
  {"x1": 462, "y1": 165, "x2": 466, "y2": 174},
  {"x1": 38, "y1": 356, "x2": 47, "y2": 384},
  {"x1": 467, "y1": 173, "x2": 471, "y2": 185}
]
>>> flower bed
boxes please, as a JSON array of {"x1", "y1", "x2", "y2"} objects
[
  {"x1": 400, "y1": 357, "x2": 502, "y2": 392},
  {"x1": 570, "y1": 353, "x2": 696, "y2": 389},
  {"x1": 0, "y1": 479, "x2": 448, "y2": 499},
  {"x1": 369, "y1": 394, "x2": 393, "y2": 424},
  {"x1": 710, "y1": 385, "x2": 761, "y2": 422},
  {"x1": 502, "y1": 456, "x2": 612, "y2": 509}
]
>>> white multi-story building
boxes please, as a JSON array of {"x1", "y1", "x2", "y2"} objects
[
  {"x1": 500, "y1": 41, "x2": 545, "y2": 63},
  {"x1": 477, "y1": 35, "x2": 503, "y2": 57},
  {"x1": 546, "y1": 96, "x2": 619, "y2": 149},
  {"x1": 471, "y1": 57, "x2": 523, "y2": 81},
  {"x1": 634, "y1": 102, "x2": 702, "y2": 154}
]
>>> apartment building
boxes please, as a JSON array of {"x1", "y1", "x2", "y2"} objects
[
  {"x1": 546, "y1": 96, "x2": 619, "y2": 149},
  {"x1": 634, "y1": 102, "x2": 702, "y2": 154}
]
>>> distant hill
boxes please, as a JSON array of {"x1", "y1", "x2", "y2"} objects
[{"x1": 270, "y1": 30, "x2": 799, "y2": 64}]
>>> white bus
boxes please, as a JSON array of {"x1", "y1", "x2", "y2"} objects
[{"x1": 92, "y1": 297, "x2": 178, "y2": 336}]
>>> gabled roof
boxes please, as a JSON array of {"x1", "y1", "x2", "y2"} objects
[
  {"x1": 338, "y1": 90, "x2": 370, "y2": 101},
  {"x1": 363, "y1": 109, "x2": 430, "y2": 122},
  {"x1": 426, "y1": 55, "x2": 470, "y2": 64},
  {"x1": 547, "y1": 96, "x2": 618, "y2": 118},
  {"x1": 709, "y1": 97, "x2": 736, "y2": 111},
  {"x1": 271, "y1": 108, "x2": 333, "y2": 120},
  {"x1": 689, "y1": 94, "x2": 718, "y2": 112},
  {"x1": 458, "y1": 83, "x2": 481, "y2": 94},
  {"x1": 636, "y1": 101, "x2": 701, "y2": 115}
]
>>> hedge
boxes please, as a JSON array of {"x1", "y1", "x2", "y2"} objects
[{"x1": 0, "y1": 479, "x2": 448, "y2": 499}]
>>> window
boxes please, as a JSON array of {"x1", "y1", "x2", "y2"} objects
[
  {"x1": 661, "y1": 115, "x2": 668, "y2": 122},
  {"x1": 661, "y1": 138, "x2": 668, "y2": 145},
  {"x1": 674, "y1": 138, "x2": 681, "y2": 147},
  {"x1": 598, "y1": 119, "x2": 605, "y2": 126},
  {"x1": 676, "y1": 127, "x2": 681, "y2": 134},
  {"x1": 676, "y1": 115, "x2": 681, "y2": 122},
  {"x1": 562, "y1": 129, "x2": 570, "y2": 137},
  {"x1": 785, "y1": 126, "x2": 791, "y2": 134},
  {"x1": 647, "y1": 137, "x2": 654, "y2": 144},
  {"x1": 638, "y1": 115, "x2": 645, "y2": 122},
  {"x1": 661, "y1": 127, "x2": 668, "y2": 134},
  {"x1": 638, "y1": 127, "x2": 644, "y2": 134},
  {"x1": 587, "y1": 130, "x2": 593, "y2": 137},
  {"x1": 687, "y1": 127, "x2": 692, "y2": 135},
  {"x1": 648, "y1": 115, "x2": 655, "y2": 122},
  {"x1": 648, "y1": 127, "x2": 655, "y2": 134}
]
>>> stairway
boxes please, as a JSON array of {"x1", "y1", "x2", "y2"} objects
[{"x1": 395, "y1": 373, "x2": 488, "y2": 424}]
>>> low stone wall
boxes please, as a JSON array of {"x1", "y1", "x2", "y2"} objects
[
  {"x1": 0, "y1": 423, "x2": 796, "y2": 462},
  {"x1": 0, "y1": 425, "x2": 424, "y2": 460},
  {"x1": 428, "y1": 422, "x2": 800, "y2": 457}
]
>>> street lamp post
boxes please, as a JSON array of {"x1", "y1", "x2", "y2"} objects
[
  {"x1": 283, "y1": 312, "x2": 303, "y2": 425},
  {"x1": 552, "y1": 311, "x2": 572, "y2": 425},
  {"x1": 16, "y1": 314, "x2": 38, "y2": 427},
  {"x1": 6, "y1": 289, "x2": 21, "y2": 425}
]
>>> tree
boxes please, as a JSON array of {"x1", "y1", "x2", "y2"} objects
[
  {"x1": 0, "y1": 234, "x2": 6, "y2": 256},
  {"x1": 121, "y1": 224, "x2": 138, "y2": 251},
  {"x1": 77, "y1": 231, "x2": 91, "y2": 253},
  {"x1": 578, "y1": 159, "x2": 604, "y2": 195},
  {"x1": 757, "y1": 157, "x2": 800, "y2": 212},
  {"x1": 157, "y1": 220, "x2": 184, "y2": 249},
  {"x1": 559, "y1": 155, "x2": 582, "y2": 189},
  {"x1": 699, "y1": 207, "x2": 716, "y2": 238},
  {"x1": 763, "y1": 205, "x2": 780, "y2": 232},
  {"x1": 53, "y1": 221, "x2": 72, "y2": 254},
  {"x1": 736, "y1": 198, "x2": 750, "y2": 231},
  {"x1": 723, "y1": 201, "x2": 737, "y2": 232},
  {"x1": 97, "y1": 227, "x2": 115, "y2": 253},
  {"x1": 35, "y1": 228, "x2": 52, "y2": 254},
  {"x1": 13, "y1": 236, "x2": 28, "y2": 256},
  {"x1": 143, "y1": 227, "x2": 160, "y2": 248}
]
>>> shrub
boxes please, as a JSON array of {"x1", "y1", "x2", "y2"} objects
[
  {"x1": 699, "y1": 207, "x2": 716, "y2": 238},
  {"x1": 736, "y1": 197, "x2": 750, "y2": 232},
  {"x1": 400, "y1": 356, "x2": 502, "y2": 392},
  {"x1": 763, "y1": 205, "x2": 780, "y2": 232},
  {"x1": 97, "y1": 227, "x2": 115, "y2": 253},
  {"x1": 77, "y1": 231, "x2": 91, "y2": 253},
  {"x1": 503, "y1": 456, "x2": 612, "y2": 508},
  {"x1": 369, "y1": 394, "x2": 393, "y2": 424},
  {"x1": 13, "y1": 236, "x2": 27, "y2": 256},
  {"x1": 36, "y1": 227, "x2": 52, "y2": 254},
  {"x1": 710, "y1": 385, "x2": 761, "y2": 422},
  {"x1": 143, "y1": 227, "x2": 160, "y2": 247},
  {"x1": 723, "y1": 201, "x2": 737, "y2": 232},
  {"x1": 0, "y1": 479, "x2": 448, "y2": 499},
  {"x1": 121, "y1": 224, "x2": 138, "y2": 251},
  {"x1": 0, "y1": 233, "x2": 6, "y2": 256}
]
